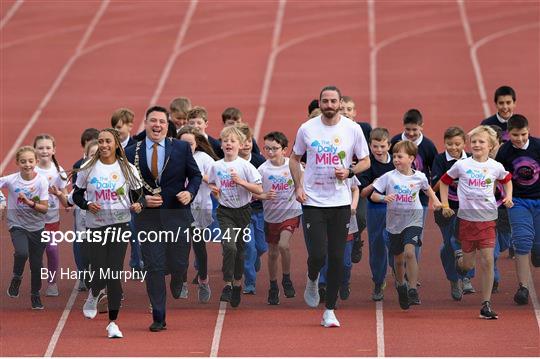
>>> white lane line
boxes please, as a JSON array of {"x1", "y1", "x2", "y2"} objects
[
  {"x1": 368, "y1": 0, "x2": 377, "y2": 128},
  {"x1": 0, "y1": 0, "x2": 110, "y2": 175},
  {"x1": 252, "y1": 0, "x2": 286, "y2": 141},
  {"x1": 210, "y1": 301, "x2": 227, "y2": 357},
  {"x1": 44, "y1": 282, "x2": 79, "y2": 357},
  {"x1": 457, "y1": 0, "x2": 490, "y2": 117},
  {"x1": 137, "y1": 0, "x2": 198, "y2": 133},
  {"x1": 0, "y1": 0, "x2": 24, "y2": 30},
  {"x1": 375, "y1": 301, "x2": 385, "y2": 357}
]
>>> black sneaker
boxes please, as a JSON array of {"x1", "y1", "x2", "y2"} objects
[
  {"x1": 268, "y1": 287, "x2": 280, "y2": 305},
  {"x1": 339, "y1": 285, "x2": 350, "y2": 300},
  {"x1": 492, "y1": 280, "x2": 499, "y2": 294},
  {"x1": 230, "y1": 286, "x2": 241, "y2": 308},
  {"x1": 191, "y1": 275, "x2": 199, "y2": 285},
  {"x1": 220, "y1": 285, "x2": 232, "y2": 302},
  {"x1": 408, "y1": 288, "x2": 421, "y2": 305},
  {"x1": 479, "y1": 301, "x2": 498, "y2": 319},
  {"x1": 454, "y1": 250, "x2": 468, "y2": 276},
  {"x1": 318, "y1": 285, "x2": 326, "y2": 304},
  {"x1": 31, "y1": 295, "x2": 44, "y2": 310},
  {"x1": 396, "y1": 283, "x2": 410, "y2": 310},
  {"x1": 514, "y1": 284, "x2": 529, "y2": 305},
  {"x1": 7, "y1": 277, "x2": 22, "y2": 298},
  {"x1": 372, "y1": 282, "x2": 384, "y2": 301},
  {"x1": 351, "y1": 239, "x2": 363, "y2": 263},
  {"x1": 282, "y1": 278, "x2": 295, "y2": 298}
]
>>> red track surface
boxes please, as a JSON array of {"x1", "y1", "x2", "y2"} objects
[{"x1": 1, "y1": 1, "x2": 539, "y2": 356}]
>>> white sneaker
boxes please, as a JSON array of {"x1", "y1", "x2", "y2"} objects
[
  {"x1": 320, "y1": 309, "x2": 340, "y2": 328},
  {"x1": 45, "y1": 283, "x2": 59, "y2": 297},
  {"x1": 106, "y1": 322, "x2": 123, "y2": 338},
  {"x1": 304, "y1": 273, "x2": 320, "y2": 308},
  {"x1": 97, "y1": 290, "x2": 108, "y2": 313},
  {"x1": 83, "y1": 292, "x2": 98, "y2": 319},
  {"x1": 180, "y1": 282, "x2": 189, "y2": 299}
]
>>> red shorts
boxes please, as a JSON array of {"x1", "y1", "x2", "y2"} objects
[
  {"x1": 265, "y1": 216, "x2": 300, "y2": 244},
  {"x1": 458, "y1": 219, "x2": 496, "y2": 253}
]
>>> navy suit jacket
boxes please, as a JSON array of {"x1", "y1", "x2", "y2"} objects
[{"x1": 125, "y1": 137, "x2": 202, "y2": 228}]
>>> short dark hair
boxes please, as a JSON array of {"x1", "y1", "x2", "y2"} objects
[
  {"x1": 319, "y1": 85, "x2": 342, "y2": 101},
  {"x1": 443, "y1": 126, "x2": 465, "y2": 141},
  {"x1": 494, "y1": 86, "x2": 516, "y2": 103},
  {"x1": 263, "y1": 131, "x2": 288, "y2": 148},
  {"x1": 145, "y1": 105, "x2": 169, "y2": 120},
  {"x1": 222, "y1": 107, "x2": 242, "y2": 123},
  {"x1": 308, "y1": 99, "x2": 319, "y2": 115},
  {"x1": 402, "y1": 109, "x2": 423, "y2": 126},
  {"x1": 507, "y1": 114, "x2": 528, "y2": 132},
  {"x1": 80, "y1": 128, "x2": 99, "y2": 148},
  {"x1": 369, "y1": 128, "x2": 389, "y2": 143}
]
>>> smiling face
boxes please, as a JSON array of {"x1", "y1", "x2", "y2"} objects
[
  {"x1": 239, "y1": 137, "x2": 253, "y2": 159},
  {"x1": 98, "y1": 131, "x2": 118, "y2": 162},
  {"x1": 34, "y1": 138, "x2": 55, "y2": 165},
  {"x1": 17, "y1": 150, "x2": 37, "y2": 177},
  {"x1": 469, "y1": 132, "x2": 493, "y2": 161},
  {"x1": 444, "y1": 135, "x2": 465, "y2": 160},
  {"x1": 369, "y1": 139, "x2": 390, "y2": 162},
  {"x1": 404, "y1": 123, "x2": 423, "y2": 142},
  {"x1": 495, "y1": 95, "x2": 516, "y2": 120},
  {"x1": 340, "y1": 100, "x2": 356, "y2": 120},
  {"x1": 188, "y1": 117, "x2": 208, "y2": 134},
  {"x1": 145, "y1": 110, "x2": 168, "y2": 143},
  {"x1": 508, "y1": 127, "x2": 529, "y2": 149}
]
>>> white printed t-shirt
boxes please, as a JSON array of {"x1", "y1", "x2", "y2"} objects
[
  {"x1": 292, "y1": 115, "x2": 369, "y2": 207},
  {"x1": 208, "y1": 157, "x2": 262, "y2": 208},
  {"x1": 258, "y1": 158, "x2": 302, "y2": 223},
  {"x1": 445, "y1": 157, "x2": 510, "y2": 222},
  {"x1": 373, "y1": 169, "x2": 429, "y2": 234},
  {"x1": 75, "y1": 160, "x2": 141, "y2": 228},
  {"x1": 35, "y1": 164, "x2": 67, "y2": 224},
  {"x1": 191, "y1": 151, "x2": 215, "y2": 228},
  {"x1": 0, "y1": 172, "x2": 49, "y2": 231}
]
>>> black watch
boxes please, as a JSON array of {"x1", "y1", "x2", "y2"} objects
[{"x1": 348, "y1": 168, "x2": 355, "y2": 178}]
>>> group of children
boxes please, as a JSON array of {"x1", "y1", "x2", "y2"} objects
[{"x1": 1, "y1": 85, "x2": 538, "y2": 337}]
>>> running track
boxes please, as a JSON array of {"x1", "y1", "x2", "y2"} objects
[{"x1": 1, "y1": 1, "x2": 539, "y2": 356}]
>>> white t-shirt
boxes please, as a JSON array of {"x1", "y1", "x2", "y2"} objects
[
  {"x1": 0, "y1": 172, "x2": 49, "y2": 231},
  {"x1": 208, "y1": 157, "x2": 262, "y2": 208},
  {"x1": 191, "y1": 151, "x2": 215, "y2": 228},
  {"x1": 35, "y1": 164, "x2": 67, "y2": 224},
  {"x1": 75, "y1": 159, "x2": 141, "y2": 228},
  {"x1": 446, "y1": 157, "x2": 509, "y2": 222},
  {"x1": 292, "y1": 115, "x2": 369, "y2": 207},
  {"x1": 373, "y1": 169, "x2": 429, "y2": 234},
  {"x1": 258, "y1": 158, "x2": 302, "y2": 223}
]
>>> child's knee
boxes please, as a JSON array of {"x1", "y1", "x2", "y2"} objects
[{"x1": 278, "y1": 241, "x2": 289, "y2": 253}]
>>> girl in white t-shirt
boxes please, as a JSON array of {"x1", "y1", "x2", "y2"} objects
[
  {"x1": 208, "y1": 126, "x2": 263, "y2": 308},
  {"x1": 1, "y1": 146, "x2": 49, "y2": 310},
  {"x1": 257, "y1": 131, "x2": 302, "y2": 305},
  {"x1": 178, "y1": 126, "x2": 218, "y2": 303},
  {"x1": 72, "y1": 128, "x2": 143, "y2": 339},
  {"x1": 33, "y1": 134, "x2": 69, "y2": 297},
  {"x1": 440, "y1": 126, "x2": 513, "y2": 320},
  {"x1": 372, "y1": 140, "x2": 441, "y2": 310}
]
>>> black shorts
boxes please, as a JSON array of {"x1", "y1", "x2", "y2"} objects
[{"x1": 388, "y1": 226, "x2": 423, "y2": 255}]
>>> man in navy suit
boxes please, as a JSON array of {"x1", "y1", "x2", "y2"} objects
[{"x1": 125, "y1": 106, "x2": 202, "y2": 332}]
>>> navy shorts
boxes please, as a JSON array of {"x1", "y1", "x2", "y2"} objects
[{"x1": 388, "y1": 226, "x2": 423, "y2": 256}]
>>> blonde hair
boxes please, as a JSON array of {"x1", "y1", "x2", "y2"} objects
[
  {"x1": 15, "y1": 146, "x2": 37, "y2": 162},
  {"x1": 235, "y1": 123, "x2": 253, "y2": 141},
  {"x1": 187, "y1": 106, "x2": 208, "y2": 122},
  {"x1": 468, "y1": 125, "x2": 497, "y2": 148},
  {"x1": 220, "y1": 125, "x2": 246, "y2": 143}
]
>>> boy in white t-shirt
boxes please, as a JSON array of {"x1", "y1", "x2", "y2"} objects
[
  {"x1": 440, "y1": 125, "x2": 513, "y2": 319},
  {"x1": 208, "y1": 126, "x2": 263, "y2": 308},
  {"x1": 372, "y1": 141, "x2": 442, "y2": 310},
  {"x1": 257, "y1": 131, "x2": 302, "y2": 305}
]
